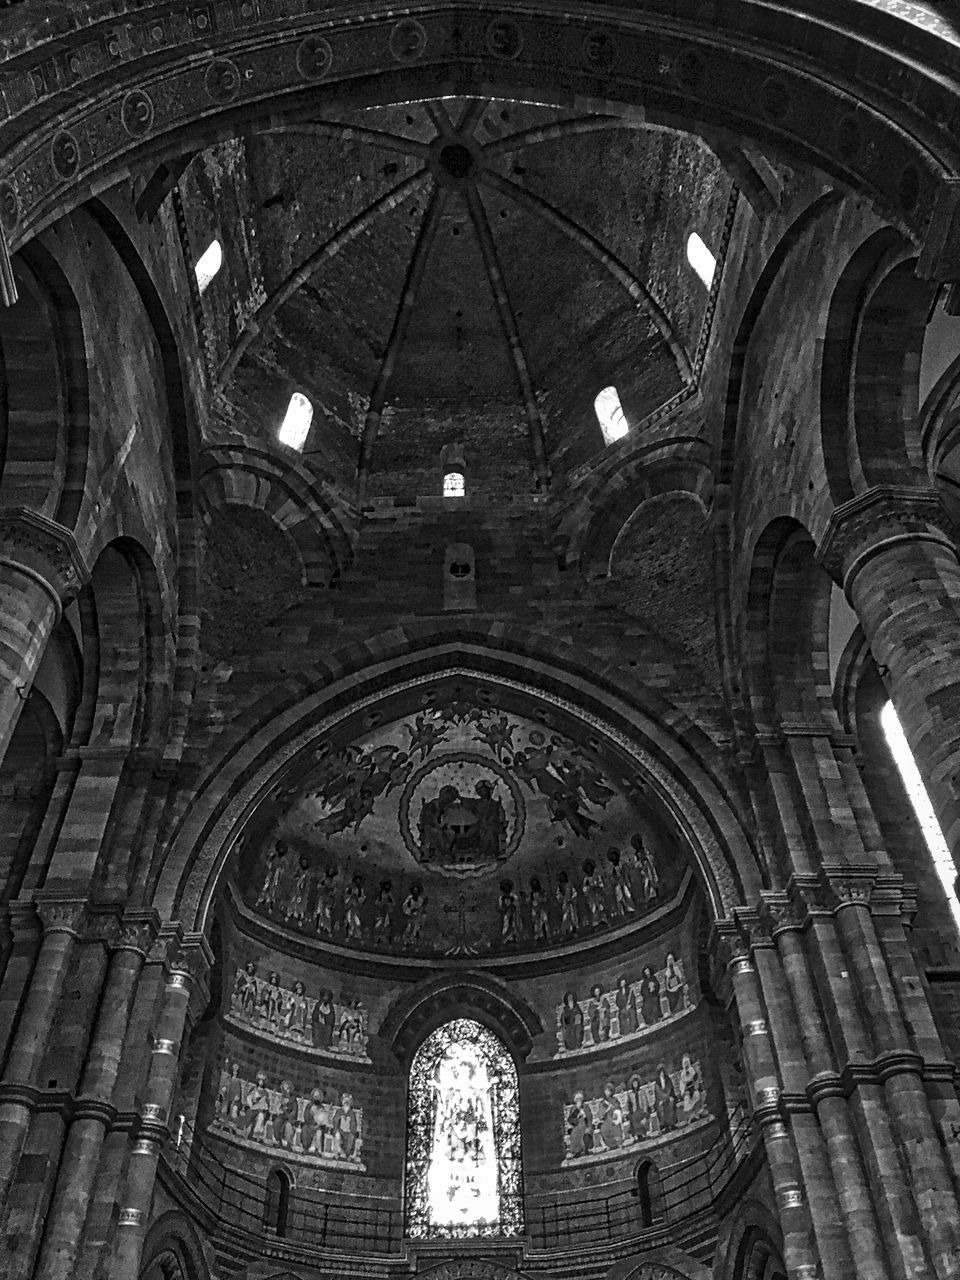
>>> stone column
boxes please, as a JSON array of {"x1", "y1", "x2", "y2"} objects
[
  {"x1": 765, "y1": 893, "x2": 896, "y2": 1280},
  {"x1": 816, "y1": 486, "x2": 960, "y2": 859},
  {"x1": 0, "y1": 508, "x2": 89, "y2": 764},
  {"x1": 719, "y1": 929, "x2": 821, "y2": 1280},
  {"x1": 826, "y1": 871, "x2": 960, "y2": 1280},
  {"x1": 33, "y1": 912, "x2": 158, "y2": 1280},
  {"x1": 105, "y1": 936, "x2": 210, "y2": 1280},
  {"x1": 0, "y1": 894, "x2": 86, "y2": 1208}
]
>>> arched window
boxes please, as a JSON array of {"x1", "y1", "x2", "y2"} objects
[
  {"x1": 881, "y1": 701, "x2": 960, "y2": 934},
  {"x1": 405, "y1": 1018, "x2": 522, "y2": 1239},
  {"x1": 279, "y1": 391, "x2": 314, "y2": 450},
  {"x1": 194, "y1": 239, "x2": 222, "y2": 294},
  {"x1": 443, "y1": 471, "x2": 466, "y2": 498},
  {"x1": 594, "y1": 385, "x2": 628, "y2": 445},
  {"x1": 636, "y1": 1158, "x2": 664, "y2": 1227},
  {"x1": 264, "y1": 1166, "x2": 291, "y2": 1237},
  {"x1": 686, "y1": 232, "x2": 716, "y2": 289}
]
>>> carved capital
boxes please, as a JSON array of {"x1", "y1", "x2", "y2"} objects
[
  {"x1": 116, "y1": 910, "x2": 161, "y2": 957},
  {"x1": 815, "y1": 486, "x2": 955, "y2": 592},
  {"x1": 821, "y1": 863, "x2": 878, "y2": 911},
  {"x1": 33, "y1": 893, "x2": 87, "y2": 937},
  {"x1": 760, "y1": 892, "x2": 806, "y2": 934},
  {"x1": 0, "y1": 508, "x2": 90, "y2": 608}
]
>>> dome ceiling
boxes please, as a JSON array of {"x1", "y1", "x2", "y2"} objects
[
  {"x1": 189, "y1": 97, "x2": 732, "y2": 493},
  {"x1": 230, "y1": 681, "x2": 689, "y2": 961}
]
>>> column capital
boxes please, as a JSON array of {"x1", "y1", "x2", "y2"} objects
[
  {"x1": 32, "y1": 892, "x2": 87, "y2": 938},
  {"x1": 0, "y1": 508, "x2": 90, "y2": 607},
  {"x1": 115, "y1": 911, "x2": 161, "y2": 958},
  {"x1": 815, "y1": 485, "x2": 955, "y2": 592}
]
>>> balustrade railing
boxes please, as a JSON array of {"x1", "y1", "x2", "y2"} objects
[{"x1": 161, "y1": 1108, "x2": 753, "y2": 1255}]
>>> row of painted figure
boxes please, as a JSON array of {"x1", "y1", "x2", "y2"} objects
[
  {"x1": 230, "y1": 965, "x2": 369, "y2": 1056},
  {"x1": 564, "y1": 1057, "x2": 709, "y2": 1162},
  {"x1": 214, "y1": 1065, "x2": 364, "y2": 1164},
  {"x1": 252, "y1": 836, "x2": 662, "y2": 952},
  {"x1": 558, "y1": 954, "x2": 688, "y2": 1053}
]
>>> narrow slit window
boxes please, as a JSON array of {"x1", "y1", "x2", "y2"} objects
[
  {"x1": 881, "y1": 700, "x2": 960, "y2": 935},
  {"x1": 194, "y1": 239, "x2": 223, "y2": 294},
  {"x1": 279, "y1": 391, "x2": 313, "y2": 451},
  {"x1": 686, "y1": 232, "x2": 716, "y2": 290},
  {"x1": 443, "y1": 471, "x2": 466, "y2": 498},
  {"x1": 594, "y1": 386, "x2": 628, "y2": 445}
]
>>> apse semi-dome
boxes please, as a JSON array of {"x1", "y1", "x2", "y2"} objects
[{"x1": 228, "y1": 679, "x2": 691, "y2": 961}]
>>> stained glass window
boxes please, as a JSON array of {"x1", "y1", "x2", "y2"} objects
[{"x1": 405, "y1": 1018, "x2": 523, "y2": 1239}]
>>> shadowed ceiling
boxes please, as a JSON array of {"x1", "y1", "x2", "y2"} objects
[{"x1": 185, "y1": 96, "x2": 732, "y2": 496}]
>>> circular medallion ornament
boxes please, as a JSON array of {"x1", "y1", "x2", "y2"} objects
[
  {"x1": 0, "y1": 182, "x2": 19, "y2": 234},
  {"x1": 121, "y1": 89, "x2": 154, "y2": 138},
  {"x1": 390, "y1": 19, "x2": 427, "y2": 63},
  {"x1": 398, "y1": 751, "x2": 526, "y2": 876},
  {"x1": 835, "y1": 116, "x2": 861, "y2": 163},
  {"x1": 51, "y1": 130, "x2": 80, "y2": 181},
  {"x1": 486, "y1": 17, "x2": 523, "y2": 61},
  {"x1": 205, "y1": 58, "x2": 241, "y2": 104},
  {"x1": 760, "y1": 76, "x2": 790, "y2": 121},
  {"x1": 582, "y1": 31, "x2": 616, "y2": 73},
  {"x1": 297, "y1": 34, "x2": 333, "y2": 80},
  {"x1": 676, "y1": 47, "x2": 705, "y2": 89}
]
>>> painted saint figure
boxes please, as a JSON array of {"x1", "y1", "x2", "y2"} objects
[
  {"x1": 581, "y1": 859, "x2": 608, "y2": 928},
  {"x1": 615, "y1": 975, "x2": 639, "y2": 1036},
  {"x1": 343, "y1": 873, "x2": 366, "y2": 942},
  {"x1": 561, "y1": 991, "x2": 584, "y2": 1052},
  {"x1": 598, "y1": 1082, "x2": 624, "y2": 1149},
  {"x1": 607, "y1": 848, "x2": 636, "y2": 916},
  {"x1": 374, "y1": 879, "x2": 395, "y2": 945},
  {"x1": 312, "y1": 989, "x2": 336, "y2": 1049},
  {"x1": 566, "y1": 1091, "x2": 594, "y2": 1158},
  {"x1": 588, "y1": 984, "x2": 611, "y2": 1045},
  {"x1": 664, "y1": 953, "x2": 686, "y2": 1015},
  {"x1": 499, "y1": 879, "x2": 520, "y2": 945},
  {"x1": 528, "y1": 876, "x2": 550, "y2": 942},
  {"x1": 556, "y1": 871, "x2": 579, "y2": 936},
  {"x1": 402, "y1": 883, "x2": 427, "y2": 946},
  {"x1": 654, "y1": 1064, "x2": 678, "y2": 1132},
  {"x1": 639, "y1": 965, "x2": 662, "y2": 1026},
  {"x1": 256, "y1": 840, "x2": 287, "y2": 912}
]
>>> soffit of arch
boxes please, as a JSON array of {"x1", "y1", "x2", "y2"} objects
[
  {"x1": 161, "y1": 659, "x2": 752, "y2": 929},
  {"x1": 0, "y1": 2, "x2": 957, "y2": 253}
]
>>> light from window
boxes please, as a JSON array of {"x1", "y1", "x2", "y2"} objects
[
  {"x1": 443, "y1": 471, "x2": 466, "y2": 498},
  {"x1": 881, "y1": 700, "x2": 960, "y2": 935},
  {"x1": 405, "y1": 1018, "x2": 522, "y2": 1239},
  {"x1": 278, "y1": 391, "x2": 313, "y2": 450},
  {"x1": 686, "y1": 232, "x2": 716, "y2": 289},
  {"x1": 194, "y1": 239, "x2": 223, "y2": 294},
  {"x1": 594, "y1": 385, "x2": 628, "y2": 445}
]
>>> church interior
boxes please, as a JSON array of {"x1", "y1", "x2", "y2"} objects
[{"x1": 3, "y1": 4, "x2": 960, "y2": 1280}]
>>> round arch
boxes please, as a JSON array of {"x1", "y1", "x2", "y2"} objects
[
  {"x1": 2, "y1": 3, "x2": 957, "y2": 257},
  {"x1": 139, "y1": 1210, "x2": 214, "y2": 1280},
  {"x1": 198, "y1": 439, "x2": 357, "y2": 587},
  {"x1": 151, "y1": 627, "x2": 761, "y2": 928}
]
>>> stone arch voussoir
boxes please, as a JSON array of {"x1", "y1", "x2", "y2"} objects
[{"x1": 199, "y1": 438, "x2": 357, "y2": 586}]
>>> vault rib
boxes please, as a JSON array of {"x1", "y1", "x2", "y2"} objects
[
  {"x1": 478, "y1": 168, "x2": 694, "y2": 383},
  {"x1": 217, "y1": 170, "x2": 430, "y2": 387},
  {"x1": 355, "y1": 184, "x2": 450, "y2": 495},
  {"x1": 483, "y1": 115, "x2": 644, "y2": 156},
  {"x1": 252, "y1": 121, "x2": 432, "y2": 159},
  {"x1": 463, "y1": 183, "x2": 550, "y2": 492}
]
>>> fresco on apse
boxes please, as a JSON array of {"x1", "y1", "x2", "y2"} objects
[
  {"x1": 211, "y1": 1063, "x2": 365, "y2": 1169},
  {"x1": 228, "y1": 961, "x2": 370, "y2": 1060},
  {"x1": 562, "y1": 1055, "x2": 711, "y2": 1166},
  {"x1": 235, "y1": 688, "x2": 684, "y2": 957},
  {"x1": 556, "y1": 951, "x2": 691, "y2": 1057}
]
